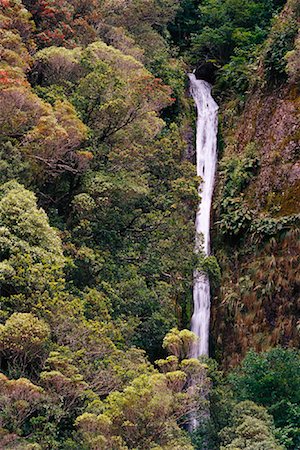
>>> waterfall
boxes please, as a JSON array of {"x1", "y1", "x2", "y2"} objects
[{"x1": 189, "y1": 73, "x2": 218, "y2": 358}]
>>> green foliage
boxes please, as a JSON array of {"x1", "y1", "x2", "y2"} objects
[
  {"x1": 285, "y1": 30, "x2": 300, "y2": 83},
  {"x1": 251, "y1": 214, "x2": 300, "y2": 241},
  {"x1": 76, "y1": 373, "x2": 195, "y2": 450},
  {"x1": 172, "y1": 0, "x2": 286, "y2": 95},
  {"x1": 149, "y1": 55, "x2": 187, "y2": 117},
  {"x1": 216, "y1": 49, "x2": 256, "y2": 96},
  {"x1": 191, "y1": 1, "x2": 283, "y2": 65},
  {"x1": 219, "y1": 401, "x2": 283, "y2": 449},
  {"x1": 219, "y1": 145, "x2": 259, "y2": 198},
  {"x1": 229, "y1": 348, "x2": 300, "y2": 449},
  {"x1": 201, "y1": 358, "x2": 234, "y2": 449},
  {"x1": 67, "y1": 123, "x2": 198, "y2": 355},
  {"x1": 197, "y1": 255, "x2": 221, "y2": 288},
  {"x1": 0, "y1": 313, "x2": 50, "y2": 376},
  {"x1": 0, "y1": 1, "x2": 195, "y2": 375},
  {"x1": 0, "y1": 181, "x2": 65, "y2": 318},
  {"x1": 0, "y1": 372, "x2": 44, "y2": 435},
  {"x1": 162, "y1": 327, "x2": 198, "y2": 359},
  {"x1": 0, "y1": 141, "x2": 30, "y2": 185},
  {"x1": 169, "y1": 0, "x2": 202, "y2": 49},
  {"x1": 32, "y1": 46, "x2": 83, "y2": 86},
  {"x1": 263, "y1": 7, "x2": 299, "y2": 85},
  {"x1": 217, "y1": 147, "x2": 259, "y2": 238},
  {"x1": 1, "y1": 0, "x2": 299, "y2": 448}
]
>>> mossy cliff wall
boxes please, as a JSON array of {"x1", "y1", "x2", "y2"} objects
[{"x1": 211, "y1": 0, "x2": 300, "y2": 367}]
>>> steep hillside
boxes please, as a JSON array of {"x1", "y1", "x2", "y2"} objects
[
  {"x1": 0, "y1": 0, "x2": 299, "y2": 449},
  {"x1": 212, "y1": 0, "x2": 300, "y2": 367}
]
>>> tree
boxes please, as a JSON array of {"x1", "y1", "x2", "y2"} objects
[
  {"x1": 22, "y1": 0, "x2": 103, "y2": 48},
  {"x1": 0, "y1": 8, "x2": 89, "y2": 182},
  {"x1": 31, "y1": 46, "x2": 83, "y2": 86},
  {"x1": 0, "y1": 313, "x2": 50, "y2": 376},
  {"x1": 0, "y1": 372, "x2": 44, "y2": 436},
  {"x1": 158, "y1": 328, "x2": 211, "y2": 438},
  {"x1": 183, "y1": 0, "x2": 286, "y2": 96},
  {"x1": 262, "y1": 2, "x2": 299, "y2": 84},
  {"x1": 0, "y1": 0, "x2": 35, "y2": 45},
  {"x1": 229, "y1": 348, "x2": 300, "y2": 449},
  {"x1": 40, "y1": 349, "x2": 88, "y2": 417},
  {"x1": 72, "y1": 41, "x2": 173, "y2": 150},
  {"x1": 99, "y1": 0, "x2": 179, "y2": 63},
  {"x1": 0, "y1": 86, "x2": 48, "y2": 138},
  {"x1": 76, "y1": 373, "x2": 194, "y2": 450},
  {"x1": 0, "y1": 181, "x2": 65, "y2": 316},
  {"x1": 0, "y1": 85, "x2": 88, "y2": 181},
  {"x1": 190, "y1": 0, "x2": 285, "y2": 65},
  {"x1": 162, "y1": 327, "x2": 197, "y2": 359},
  {"x1": 23, "y1": 99, "x2": 88, "y2": 179},
  {"x1": 219, "y1": 401, "x2": 283, "y2": 450}
]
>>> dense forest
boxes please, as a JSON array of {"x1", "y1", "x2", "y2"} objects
[{"x1": 0, "y1": 0, "x2": 299, "y2": 448}]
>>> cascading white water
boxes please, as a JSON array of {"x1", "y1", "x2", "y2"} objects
[{"x1": 189, "y1": 73, "x2": 218, "y2": 358}]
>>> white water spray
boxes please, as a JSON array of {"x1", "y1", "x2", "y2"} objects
[{"x1": 189, "y1": 73, "x2": 218, "y2": 358}]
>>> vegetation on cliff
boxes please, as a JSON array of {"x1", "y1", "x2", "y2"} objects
[
  {"x1": 211, "y1": 0, "x2": 300, "y2": 368},
  {"x1": 0, "y1": 0, "x2": 299, "y2": 448}
]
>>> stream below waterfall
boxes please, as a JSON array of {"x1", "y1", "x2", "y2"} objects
[{"x1": 189, "y1": 73, "x2": 218, "y2": 358}]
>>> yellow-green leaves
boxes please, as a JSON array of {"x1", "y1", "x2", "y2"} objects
[
  {"x1": 163, "y1": 328, "x2": 198, "y2": 359},
  {"x1": 76, "y1": 373, "x2": 194, "y2": 450},
  {"x1": 0, "y1": 313, "x2": 50, "y2": 376},
  {"x1": 0, "y1": 182, "x2": 65, "y2": 315}
]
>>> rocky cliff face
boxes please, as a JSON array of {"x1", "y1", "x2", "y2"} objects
[
  {"x1": 211, "y1": 0, "x2": 300, "y2": 368},
  {"x1": 236, "y1": 85, "x2": 299, "y2": 215}
]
